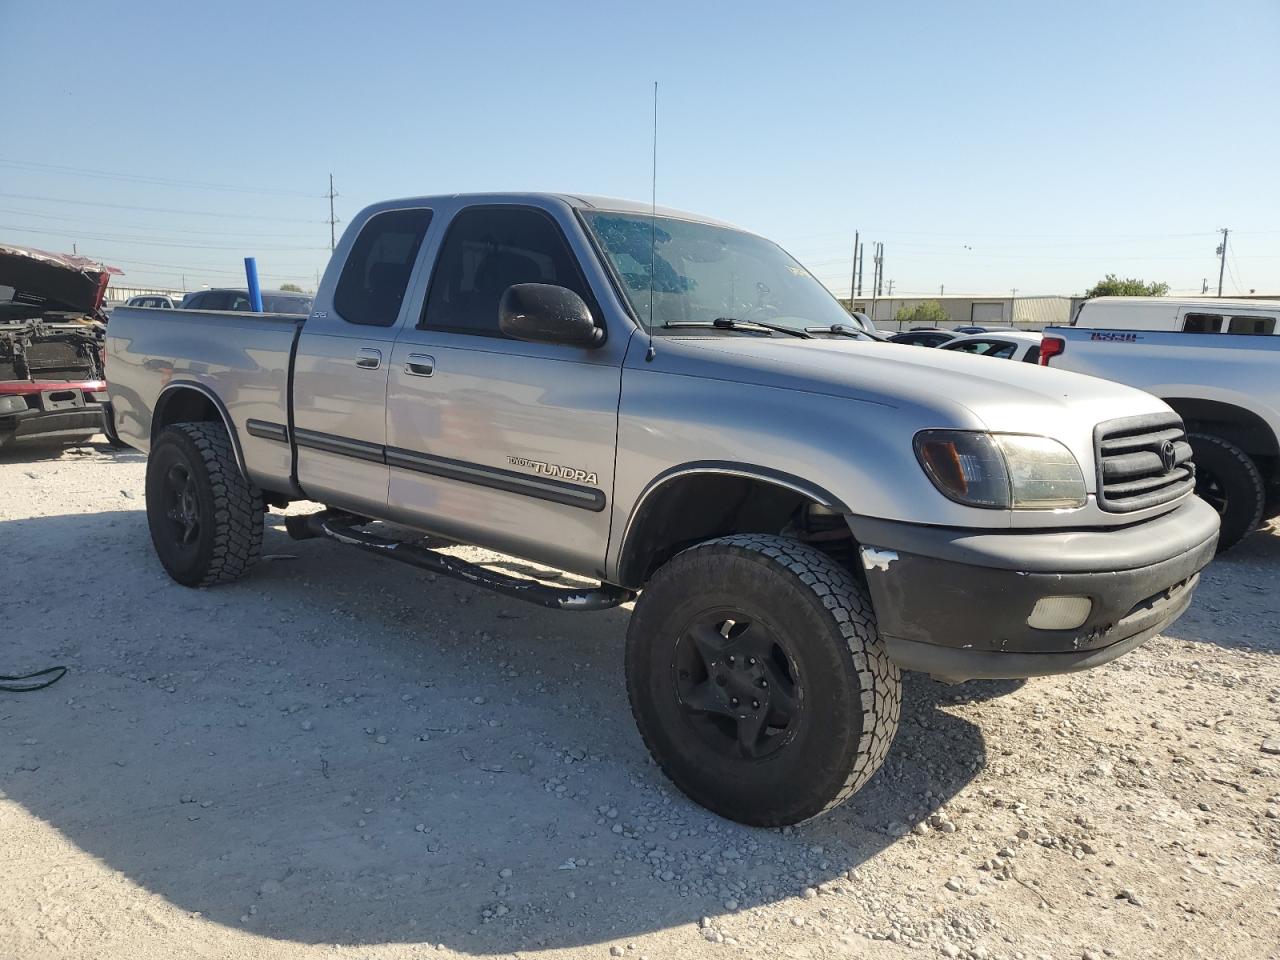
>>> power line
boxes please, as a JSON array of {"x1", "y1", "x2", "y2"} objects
[
  {"x1": 97, "y1": 255, "x2": 321, "y2": 274},
  {"x1": 0, "y1": 192, "x2": 326, "y2": 223},
  {"x1": 0, "y1": 223, "x2": 328, "y2": 252},
  {"x1": 787, "y1": 226, "x2": 1221, "y2": 242},
  {"x1": 0, "y1": 206, "x2": 323, "y2": 240},
  {"x1": 0, "y1": 157, "x2": 321, "y2": 198},
  {"x1": 791, "y1": 235, "x2": 1226, "y2": 259}
]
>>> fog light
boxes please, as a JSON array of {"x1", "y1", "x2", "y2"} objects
[{"x1": 1027, "y1": 596, "x2": 1092, "y2": 630}]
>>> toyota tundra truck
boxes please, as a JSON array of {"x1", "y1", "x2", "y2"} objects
[{"x1": 106, "y1": 193, "x2": 1219, "y2": 826}]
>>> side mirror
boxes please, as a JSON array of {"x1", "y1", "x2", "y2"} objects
[{"x1": 499, "y1": 283, "x2": 603, "y2": 348}]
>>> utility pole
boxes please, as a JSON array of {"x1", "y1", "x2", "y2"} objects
[
  {"x1": 939, "y1": 284, "x2": 944, "y2": 295},
  {"x1": 1216, "y1": 228, "x2": 1229, "y2": 296},
  {"x1": 869, "y1": 242, "x2": 881, "y2": 322},
  {"x1": 327, "y1": 174, "x2": 340, "y2": 251},
  {"x1": 856, "y1": 239, "x2": 864, "y2": 297},
  {"x1": 887, "y1": 279, "x2": 894, "y2": 296},
  {"x1": 849, "y1": 231, "x2": 859, "y2": 311},
  {"x1": 1201, "y1": 278, "x2": 1208, "y2": 294}
]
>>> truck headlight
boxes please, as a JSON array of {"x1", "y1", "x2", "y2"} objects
[{"x1": 914, "y1": 431, "x2": 1086, "y2": 510}]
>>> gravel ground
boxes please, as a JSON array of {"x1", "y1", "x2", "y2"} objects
[{"x1": 3, "y1": 439, "x2": 1278, "y2": 960}]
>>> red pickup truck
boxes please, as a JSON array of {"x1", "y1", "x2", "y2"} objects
[{"x1": 0, "y1": 243, "x2": 118, "y2": 449}]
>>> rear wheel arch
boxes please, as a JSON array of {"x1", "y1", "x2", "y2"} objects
[
  {"x1": 152, "y1": 384, "x2": 248, "y2": 478},
  {"x1": 615, "y1": 465, "x2": 851, "y2": 588}
]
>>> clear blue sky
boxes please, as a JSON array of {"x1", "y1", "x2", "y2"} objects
[{"x1": 3, "y1": 0, "x2": 1277, "y2": 297}]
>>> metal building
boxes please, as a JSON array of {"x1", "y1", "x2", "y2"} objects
[{"x1": 843, "y1": 294, "x2": 1072, "y2": 331}]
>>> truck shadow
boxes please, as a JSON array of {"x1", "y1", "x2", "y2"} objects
[
  {"x1": 1158, "y1": 523, "x2": 1279, "y2": 655},
  {"x1": 0, "y1": 436, "x2": 145, "y2": 465},
  {"x1": 3, "y1": 508, "x2": 992, "y2": 952}
]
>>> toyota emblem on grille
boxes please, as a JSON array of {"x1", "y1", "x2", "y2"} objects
[{"x1": 1159, "y1": 439, "x2": 1177, "y2": 472}]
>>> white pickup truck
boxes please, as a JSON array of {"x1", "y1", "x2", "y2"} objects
[{"x1": 1042, "y1": 323, "x2": 1279, "y2": 550}]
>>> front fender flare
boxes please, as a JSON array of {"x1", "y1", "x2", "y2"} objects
[{"x1": 611, "y1": 461, "x2": 850, "y2": 586}]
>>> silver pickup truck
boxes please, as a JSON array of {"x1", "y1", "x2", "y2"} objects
[{"x1": 107, "y1": 193, "x2": 1219, "y2": 826}]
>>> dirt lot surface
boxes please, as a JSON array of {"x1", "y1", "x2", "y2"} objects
[{"x1": 3, "y1": 440, "x2": 1279, "y2": 960}]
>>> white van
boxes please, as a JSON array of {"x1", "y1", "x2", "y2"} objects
[{"x1": 1072, "y1": 297, "x2": 1278, "y2": 336}]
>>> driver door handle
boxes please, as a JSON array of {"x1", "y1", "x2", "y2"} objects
[
  {"x1": 355, "y1": 348, "x2": 382, "y2": 370},
  {"x1": 404, "y1": 354, "x2": 435, "y2": 377}
]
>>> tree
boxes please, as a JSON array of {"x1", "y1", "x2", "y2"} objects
[
  {"x1": 279, "y1": 282, "x2": 305, "y2": 293},
  {"x1": 1084, "y1": 274, "x2": 1169, "y2": 298},
  {"x1": 895, "y1": 300, "x2": 949, "y2": 326}
]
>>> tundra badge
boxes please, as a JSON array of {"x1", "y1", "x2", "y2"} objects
[{"x1": 508, "y1": 456, "x2": 598, "y2": 486}]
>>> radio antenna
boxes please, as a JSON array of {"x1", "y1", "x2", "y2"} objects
[{"x1": 645, "y1": 80, "x2": 658, "y2": 360}]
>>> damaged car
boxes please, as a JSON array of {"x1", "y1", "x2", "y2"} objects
[{"x1": 1, "y1": 243, "x2": 120, "y2": 449}]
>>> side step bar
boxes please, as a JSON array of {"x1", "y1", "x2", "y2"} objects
[{"x1": 284, "y1": 510, "x2": 636, "y2": 612}]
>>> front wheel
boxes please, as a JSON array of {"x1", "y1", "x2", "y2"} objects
[
  {"x1": 145, "y1": 421, "x2": 264, "y2": 586},
  {"x1": 625, "y1": 534, "x2": 901, "y2": 826},
  {"x1": 1189, "y1": 433, "x2": 1265, "y2": 552}
]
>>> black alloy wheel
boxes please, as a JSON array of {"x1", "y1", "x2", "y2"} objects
[{"x1": 673, "y1": 611, "x2": 802, "y2": 760}]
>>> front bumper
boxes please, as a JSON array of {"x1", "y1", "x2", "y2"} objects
[
  {"x1": 848, "y1": 496, "x2": 1220, "y2": 682},
  {"x1": 0, "y1": 384, "x2": 108, "y2": 447}
]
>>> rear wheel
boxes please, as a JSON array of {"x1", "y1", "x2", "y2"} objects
[
  {"x1": 1189, "y1": 432, "x2": 1265, "y2": 553},
  {"x1": 145, "y1": 421, "x2": 264, "y2": 586},
  {"x1": 625, "y1": 534, "x2": 901, "y2": 826}
]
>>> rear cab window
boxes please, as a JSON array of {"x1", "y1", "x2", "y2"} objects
[
  {"x1": 1181, "y1": 312, "x2": 1223, "y2": 333},
  {"x1": 1227, "y1": 314, "x2": 1276, "y2": 335},
  {"x1": 334, "y1": 208, "x2": 434, "y2": 327}
]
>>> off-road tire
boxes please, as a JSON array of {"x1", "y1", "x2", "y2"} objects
[
  {"x1": 101, "y1": 403, "x2": 131, "y2": 449},
  {"x1": 625, "y1": 534, "x2": 901, "y2": 826},
  {"x1": 1189, "y1": 432, "x2": 1265, "y2": 553},
  {"x1": 145, "y1": 421, "x2": 264, "y2": 586}
]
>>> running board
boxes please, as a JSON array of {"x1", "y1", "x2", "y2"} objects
[{"x1": 284, "y1": 510, "x2": 635, "y2": 611}]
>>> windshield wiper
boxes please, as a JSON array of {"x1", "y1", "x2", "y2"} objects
[
  {"x1": 805, "y1": 322, "x2": 885, "y2": 341},
  {"x1": 662, "y1": 317, "x2": 812, "y2": 339}
]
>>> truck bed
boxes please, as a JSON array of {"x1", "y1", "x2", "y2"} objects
[{"x1": 105, "y1": 306, "x2": 302, "y2": 491}]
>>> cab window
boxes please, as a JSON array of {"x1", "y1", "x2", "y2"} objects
[
  {"x1": 1182, "y1": 312, "x2": 1222, "y2": 333},
  {"x1": 1227, "y1": 315, "x2": 1276, "y2": 335},
  {"x1": 421, "y1": 206, "x2": 597, "y2": 337},
  {"x1": 334, "y1": 208, "x2": 433, "y2": 327}
]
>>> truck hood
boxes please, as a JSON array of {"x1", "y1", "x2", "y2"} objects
[
  {"x1": 651, "y1": 335, "x2": 1172, "y2": 478},
  {"x1": 0, "y1": 243, "x2": 122, "y2": 319}
]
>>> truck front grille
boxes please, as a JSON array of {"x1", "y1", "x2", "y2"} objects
[{"x1": 1095, "y1": 413, "x2": 1195, "y2": 513}]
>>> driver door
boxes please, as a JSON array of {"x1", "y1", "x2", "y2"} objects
[{"x1": 383, "y1": 202, "x2": 627, "y2": 579}]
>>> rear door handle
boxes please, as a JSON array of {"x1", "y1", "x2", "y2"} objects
[
  {"x1": 404, "y1": 354, "x2": 435, "y2": 377},
  {"x1": 355, "y1": 348, "x2": 382, "y2": 370}
]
